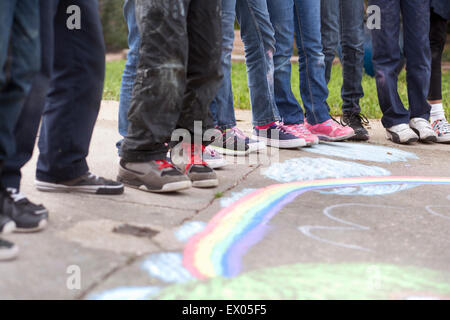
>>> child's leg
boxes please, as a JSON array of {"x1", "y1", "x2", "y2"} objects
[{"x1": 121, "y1": 0, "x2": 190, "y2": 163}]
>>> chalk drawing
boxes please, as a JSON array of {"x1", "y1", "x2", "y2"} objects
[
  {"x1": 141, "y1": 252, "x2": 195, "y2": 283},
  {"x1": 89, "y1": 286, "x2": 160, "y2": 300},
  {"x1": 175, "y1": 221, "x2": 207, "y2": 243},
  {"x1": 426, "y1": 206, "x2": 450, "y2": 220},
  {"x1": 303, "y1": 142, "x2": 418, "y2": 163},
  {"x1": 183, "y1": 177, "x2": 450, "y2": 279},
  {"x1": 220, "y1": 188, "x2": 257, "y2": 208},
  {"x1": 155, "y1": 263, "x2": 450, "y2": 300},
  {"x1": 298, "y1": 203, "x2": 403, "y2": 251},
  {"x1": 261, "y1": 157, "x2": 416, "y2": 196}
]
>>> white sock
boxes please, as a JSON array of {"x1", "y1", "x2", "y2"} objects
[{"x1": 430, "y1": 103, "x2": 446, "y2": 123}]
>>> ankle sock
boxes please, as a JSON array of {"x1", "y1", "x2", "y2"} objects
[{"x1": 430, "y1": 103, "x2": 446, "y2": 123}]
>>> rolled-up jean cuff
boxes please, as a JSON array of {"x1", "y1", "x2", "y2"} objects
[
  {"x1": 252, "y1": 116, "x2": 280, "y2": 127},
  {"x1": 121, "y1": 151, "x2": 168, "y2": 163},
  {"x1": 217, "y1": 122, "x2": 237, "y2": 130},
  {"x1": 36, "y1": 162, "x2": 89, "y2": 183}
]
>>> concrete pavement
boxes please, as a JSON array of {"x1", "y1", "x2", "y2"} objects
[{"x1": 0, "y1": 101, "x2": 449, "y2": 300}]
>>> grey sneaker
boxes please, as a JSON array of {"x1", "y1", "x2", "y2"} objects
[
  {"x1": 36, "y1": 173, "x2": 124, "y2": 195},
  {"x1": 203, "y1": 146, "x2": 226, "y2": 169},
  {"x1": 118, "y1": 160, "x2": 191, "y2": 193},
  {"x1": 386, "y1": 123, "x2": 419, "y2": 144},
  {"x1": 171, "y1": 143, "x2": 219, "y2": 188},
  {"x1": 409, "y1": 118, "x2": 437, "y2": 143},
  {"x1": 0, "y1": 238, "x2": 19, "y2": 261}
]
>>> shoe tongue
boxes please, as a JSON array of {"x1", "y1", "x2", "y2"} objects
[{"x1": 6, "y1": 188, "x2": 27, "y2": 203}]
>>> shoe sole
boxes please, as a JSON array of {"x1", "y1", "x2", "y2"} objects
[
  {"x1": 0, "y1": 221, "x2": 16, "y2": 235},
  {"x1": 251, "y1": 136, "x2": 307, "y2": 149},
  {"x1": 411, "y1": 128, "x2": 437, "y2": 143},
  {"x1": 205, "y1": 158, "x2": 227, "y2": 169},
  {"x1": 248, "y1": 141, "x2": 268, "y2": 153},
  {"x1": 315, "y1": 132, "x2": 356, "y2": 142},
  {"x1": 437, "y1": 137, "x2": 450, "y2": 144},
  {"x1": 118, "y1": 175, "x2": 192, "y2": 193},
  {"x1": 14, "y1": 219, "x2": 48, "y2": 233},
  {"x1": 192, "y1": 179, "x2": 219, "y2": 188},
  {"x1": 210, "y1": 145, "x2": 250, "y2": 157},
  {"x1": 35, "y1": 181, "x2": 124, "y2": 195},
  {"x1": 386, "y1": 131, "x2": 418, "y2": 144},
  {"x1": 0, "y1": 244, "x2": 19, "y2": 261}
]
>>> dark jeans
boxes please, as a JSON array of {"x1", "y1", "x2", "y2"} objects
[
  {"x1": 370, "y1": 0, "x2": 432, "y2": 128},
  {"x1": 1, "y1": 0, "x2": 105, "y2": 189},
  {"x1": 0, "y1": 0, "x2": 40, "y2": 168},
  {"x1": 428, "y1": 8, "x2": 448, "y2": 101},
  {"x1": 321, "y1": 0, "x2": 365, "y2": 114},
  {"x1": 121, "y1": 0, "x2": 222, "y2": 162}
]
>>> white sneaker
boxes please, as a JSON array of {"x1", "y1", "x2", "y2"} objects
[
  {"x1": 409, "y1": 118, "x2": 437, "y2": 143},
  {"x1": 431, "y1": 119, "x2": 450, "y2": 144},
  {"x1": 386, "y1": 123, "x2": 419, "y2": 144}
]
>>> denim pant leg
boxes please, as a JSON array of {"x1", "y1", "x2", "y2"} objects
[
  {"x1": 0, "y1": 0, "x2": 40, "y2": 166},
  {"x1": 339, "y1": 0, "x2": 365, "y2": 114},
  {"x1": 370, "y1": 0, "x2": 411, "y2": 128},
  {"x1": 117, "y1": 0, "x2": 140, "y2": 153},
  {"x1": 293, "y1": 0, "x2": 330, "y2": 126},
  {"x1": 1, "y1": 0, "x2": 55, "y2": 190},
  {"x1": 236, "y1": 0, "x2": 280, "y2": 126},
  {"x1": 402, "y1": 0, "x2": 431, "y2": 121},
  {"x1": 320, "y1": 0, "x2": 339, "y2": 85},
  {"x1": 209, "y1": 0, "x2": 237, "y2": 130},
  {"x1": 36, "y1": 0, "x2": 105, "y2": 183},
  {"x1": 268, "y1": 0, "x2": 304, "y2": 125}
]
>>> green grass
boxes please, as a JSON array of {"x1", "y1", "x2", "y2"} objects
[{"x1": 104, "y1": 59, "x2": 450, "y2": 119}]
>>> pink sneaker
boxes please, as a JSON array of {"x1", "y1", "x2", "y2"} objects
[
  {"x1": 305, "y1": 119, "x2": 355, "y2": 142},
  {"x1": 284, "y1": 123, "x2": 319, "y2": 146}
]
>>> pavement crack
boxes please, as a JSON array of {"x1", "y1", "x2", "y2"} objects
[{"x1": 76, "y1": 255, "x2": 139, "y2": 300}]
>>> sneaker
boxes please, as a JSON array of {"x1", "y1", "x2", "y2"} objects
[
  {"x1": 252, "y1": 123, "x2": 307, "y2": 148},
  {"x1": 203, "y1": 146, "x2": 227, "y2": 169},
  {"x1": 341, "y1": 112, "x2": 370, "y2": 141},
  {"x1": 35, "y1": 173, "x2": 124, "y2": 195},
  {"x1": 210, "y1": 127, "x2": 265, "y2": 156},
  {"x1": 386, "y1": 123, "x2": 419, "y2": 144},
  {"x1": 0, "y1": 238, "x2": 19, "y2": 261},
  {"x1": 305, "y1": 119, "x2": 355, "y2": 142},
  {"x1": 0, "y1": 215, "x2": 15, "y2": 235},
  {"x1": 283, "y1": 123, "x2": 319, "y2": 146},
  {"x1": 118, "y1": 160, "x2": 191, "y2": 193},
  {"x1": 171, "y1": 143, "x2": 219, "y2": 188},
  {"x1": 1, "y1": 188, "x2": 48, "y2": 232},
  {"x1": 431, "y1": 119, "x2": 450, "y2": 144},
  {"x1": 409, "y1": 118, "x2": 437, "y2": 143}
]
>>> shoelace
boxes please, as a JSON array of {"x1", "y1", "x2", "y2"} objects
[
  {"x1": 204, "y1": 146, "x2": 217, "y2": 157},
  {"x1": 182, "y1": 144, "x2": 208, "y2": 173},
  {"x1": 340, "y1": 113, "x2": 370, "y2": 127},
  {"x1": 155, "y1": 160, "x2": 174, "y2": 170},
  {"x1": 284, "y1": 123, "x2": 311, "y2": 135},
  {"x1": 276, "y1": 122, "x2": 292, "y2": 134},
  {"x1": 229, "y1": 127, "x2": 248, "y2": 140},
  {"x1": 435, "y1": 119, "x2": 450, "y2": 132},
  {"x1": 88, "y1": 172, "x2": 101, "y2": 181}
]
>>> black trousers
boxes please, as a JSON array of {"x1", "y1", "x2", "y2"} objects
[
  {"x1": 428, "y1": 8, "x2": 448, "y2": 101},
  {"x1": 121, "y1": 0, "x2": 223, "y2": 162}
]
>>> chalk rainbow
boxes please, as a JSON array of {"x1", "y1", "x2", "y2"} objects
[{"x1": 183, "y1": 177, "x2": 450, "y2": 279}]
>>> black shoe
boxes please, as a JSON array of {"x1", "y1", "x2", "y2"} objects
[
  {"x1": 0, "y1": 238, "x2": 19, "y2": 261},
  {"x1": 0, "y1": 214, "x2": 15, "y2": 234},
  {"x1": 1, "y1": 188, "x2": 48, "y2": 232},
  {"x1": 35, "y1": 172, "x2": 124, "y2": 195},
  {"x1": 341, "y1": 112, "x2": 370, "y2": 141}
]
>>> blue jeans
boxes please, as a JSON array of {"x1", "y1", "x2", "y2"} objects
[
  {"x1": 209, "y1": 0, "x2": 237, "y2": 129},
  {"x1": 2, "y1": 0, "x2": 105, "y2": 187},
  {"x1": 321, "y1": 0, "x2": 365, "y2": 114},
  {"x1": 370, "y1": 0, "x2": 431, "y2": 128},
  {"x1": 211, "y1": 0, "x2": 280, "y2": 127},
  {"x1": 0, "y1": 0, "x2": 40, "y2": 165},
  {"x1": 267, "y1": 0, "x2": 331, "y2": 126},
  {"x1": 117, "y1": 0, "x2": 140, "y2": 152}
]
